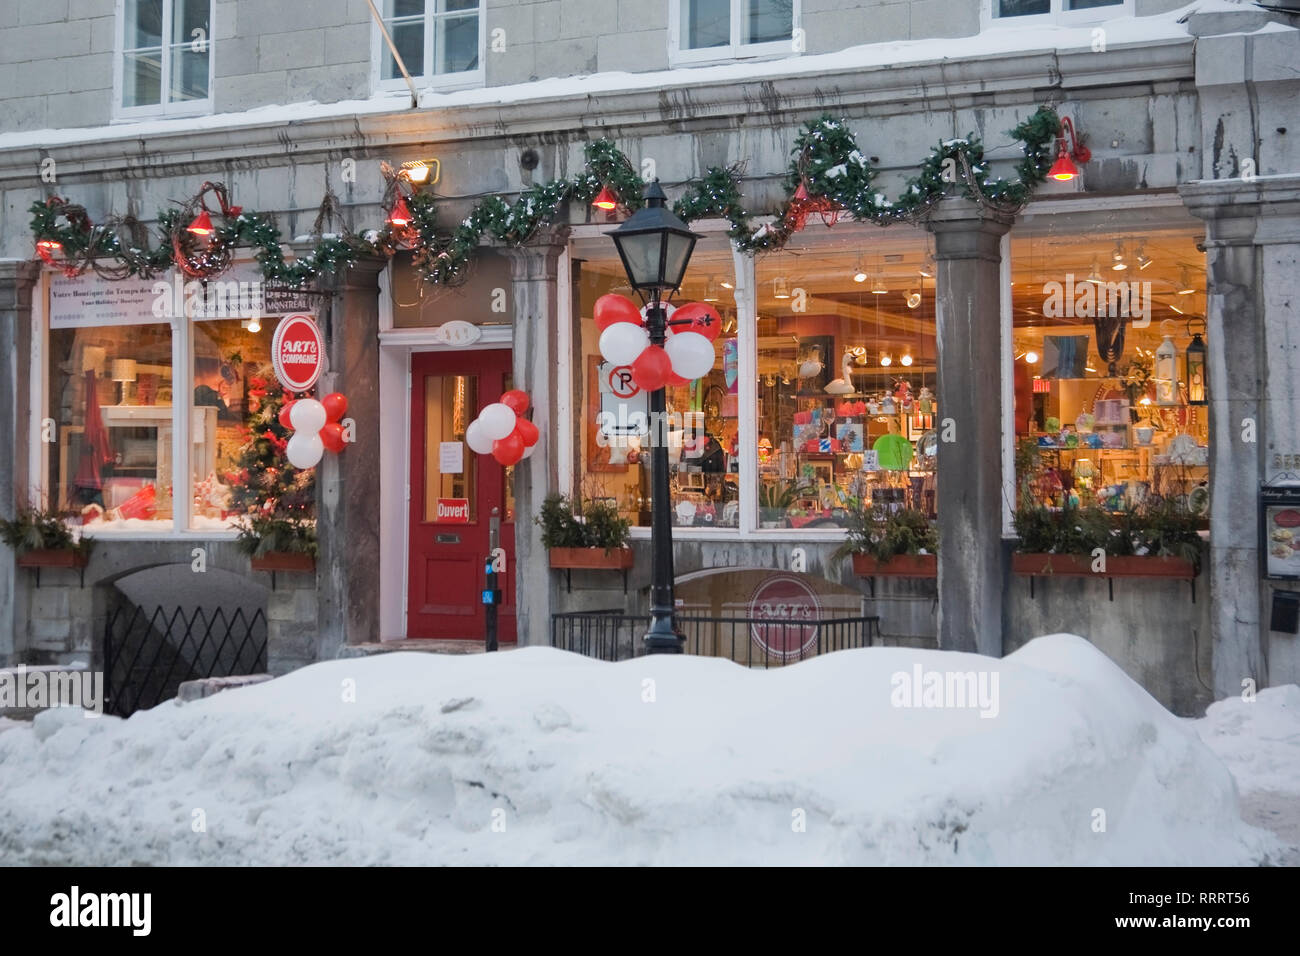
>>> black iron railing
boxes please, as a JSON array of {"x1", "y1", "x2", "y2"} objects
[
  {"x1": 104, "y1": 604, "x2": 268, "y2": 716},
  {"x1": 551, "y1": 610, "x2": 880, "y2": 665}
]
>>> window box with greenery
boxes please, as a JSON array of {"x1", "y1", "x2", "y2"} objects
[
  {"x1": 837, "y1": 502, "x2": 938, "y2": 577},
  {"x1": 237, "y1": 515, "x2": 318, "y2": 573},
  {"x1": 538, "y1": 494, "x2": 633, "y2": 570},
  {"x1": 0, "y1": 508, "x2": 94, "y2": 570},
  {"x1": 1012, "y1": 501, "x2": 1201, "y2": 579}
]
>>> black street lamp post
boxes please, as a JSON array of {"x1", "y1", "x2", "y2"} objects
[{"x1": 608, "y1": 181, "x2": 700, "y2": 654}]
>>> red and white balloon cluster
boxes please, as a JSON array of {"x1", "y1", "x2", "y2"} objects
[
  {"x1": 280, "y1": 392, "x2": 349, "y2": 469},
  {"x1": 465, "y1": 389, "x2": 538, "y2": 466},
  {"x1": 594, "y1": 294, "x2": 722, "y2": 391}
]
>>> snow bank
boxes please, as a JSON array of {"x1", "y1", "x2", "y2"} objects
[
  {"x1": 1192, "y1": 684, "x2": 1300, "y2": 796},
  {"x1": 0, "y1": 635, "x2": 1278, "y2": 865}
]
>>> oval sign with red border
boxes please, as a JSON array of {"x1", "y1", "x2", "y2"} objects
[
  {"x1": 271, "y1": 313, "x2": 324, "y2": 392},
  {"x1": 748, "y1": 574, "x2": 821, "y2": 662}
]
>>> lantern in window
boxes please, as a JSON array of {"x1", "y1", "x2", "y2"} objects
[
  {"x1": 1155, "y1": 333, "x2": 1179, "y2": 406},
  {"x1": 1185, "y1": 322, "x2": 1207, "y2": 406}
]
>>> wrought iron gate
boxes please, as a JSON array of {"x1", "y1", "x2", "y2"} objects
[{"x1": 103, "y1": 603, "x2": 268, "y2": 716}]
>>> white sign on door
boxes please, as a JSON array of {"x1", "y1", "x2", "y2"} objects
[{"x1": 439, "y1": 441, "x2": 464, "y2": 474}]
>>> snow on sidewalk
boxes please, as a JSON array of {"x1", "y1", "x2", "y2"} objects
[
  {"x1": 0, "y1": 634, "x2": 1284, "y2": 865},
  {"x1": 1190, "y1": 685, "x2": 1300, "y2": 865}
]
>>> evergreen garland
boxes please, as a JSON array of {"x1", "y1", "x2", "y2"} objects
[{"x1": 30, "y1": 106, "x2": 1063, "y2": 285}]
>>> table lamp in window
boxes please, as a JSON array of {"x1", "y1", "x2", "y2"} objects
[{"x1": 111, "y1": 359, "x2": 138, "y2": 405}]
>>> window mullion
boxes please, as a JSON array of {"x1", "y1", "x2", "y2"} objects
[
  {"x1": 426, "y1": 7, "x2": 435, "y2": 80},
  {"x1": 160, "y1": 0, "x2": 173, "y2": 108},
  {"x1": 172, "y1": 283, "x2": 192, "y2": 533},
  {"x1": 731, "y1": 0, "x2": 742, "y2": 55}
]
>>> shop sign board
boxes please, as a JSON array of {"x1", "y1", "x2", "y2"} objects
[
  {"x1": 748, "y1": 574, "x2": 821, "y2": 662},
  {"x1": 1261, "y1": 486, "x2": 1300, "y2": 580},
  {"x1": 436, "y1": 498, "x2": 471, "y2": 523},
  {"x1": 271, "y1": 313, "x2": 325, "y2": 392},
  {"x1": 49, "y1": 272, "x2": 165, "y2": 328}
]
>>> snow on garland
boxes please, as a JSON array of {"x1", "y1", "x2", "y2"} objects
[{"x1": 29, "y1": 106, "x2": 1061, "y2": 286}]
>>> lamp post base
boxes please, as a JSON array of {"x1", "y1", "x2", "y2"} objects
[{"x1": 644, "y1": 610, "x2": 683, "y2": 655}]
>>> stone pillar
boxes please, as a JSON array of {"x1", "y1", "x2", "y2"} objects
[
  {"x1": 1181, "y1": 176, "x2": 1300, "y2": 697},
  {"x1": 504, "y1": 231, "x2": 567, "y2": 647},
  {"x1": 926, "y1": 200, "x2": 1016, "y2": 656},
  {"x1": 0, "y1": 260, "x2": 40, "y2": 667},
  {"x1": 313, "y1": 255, "x2": 386, "y2": 660}
]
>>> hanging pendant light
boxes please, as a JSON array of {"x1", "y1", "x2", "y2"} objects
[
  {"x1": 870, "y1": 276, "x2": 887, "y2": 295},
  {"x1": 592, "y1": 186, "x2": 619, "y2": 210},
  {"x1": 773, "y1": 277, "x2": 791, "y2": 299},
  {"x1": 1048, "y1": 117, "x2": 1090, "y2": 181},
  {"x1": 187, "y1": 209, "x2": 215, "y2": 236},
  {"x1": 387, "y1": 196, "x2": 413, "y2": 228},
  {"x1": 1176, "y1": 266, "x2": 1197, "y2": 295},
  {"x1": 853, "y1": 258, "x2": 868, "y2": 283}
]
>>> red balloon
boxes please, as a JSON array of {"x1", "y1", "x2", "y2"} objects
[
  {"x1": 500, "y1": 389, "x2": 530, "y2": 416},
  {"x1": 321, "y1": 392, "x2": 348, "y2": 422},
  {"x1": 515, "y1": 417, "x2": 540, "y2": 447},
  {"x1": 492, "y1": 432, "x2": 525, "y2": 466},
  {"x1": 631, "y1": 345, "x2": 673, "y2": 392},
  {"x1": 278, "y1": 400, "x2": 296, "y2": 430},
  {"x1": 666, "y1": 371, "x2": 691, "y2": 388},
  {"x1": 673, "y1": 302, "x2": 723, "y2": 341},
  {"x1": 320, "y1": 421, "x2": 347, "y2": 453},
  {"x1": 593, "y1": 293, "x2": 643, "y2": 331}
]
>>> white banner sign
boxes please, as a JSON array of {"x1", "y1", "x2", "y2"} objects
[{"x1": 49, "y1": 273, "x2": 165, "y2": 328}]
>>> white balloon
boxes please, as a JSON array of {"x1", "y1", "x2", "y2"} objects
[
  {"x1": 289, "y1": 398, "x2": 327, "y2": 434},
  {"x1": 665, "y1": 331, "x2": 715, "y2": 380},
  {"x1": 286, "y1": 430, "x2": 324, "y2": 469},
  {"x1": 465, "y1": 419, "x2": 495, "y2": 455},
  {"x1": 521, "y1": 443, "x2": 536, "y2": 460},
  {"x1": 477, "y1": 402, "x2": 517, "y2": 441},
  {"x1": 599, "y1": 322, "x2": 651, "y2": 366}
]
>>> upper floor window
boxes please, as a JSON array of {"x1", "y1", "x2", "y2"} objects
[
  {"x1": 375, "y1": 0, "x2": 483, "y2": 92},
  {"x1": 117, "y1": 0, "x2": 212, "y2": 118},
  {"x1": 671, "y1": 0, "x2": 799, "y2": 65},
  {"x1": 989, "y1": 0, "x2": 1126, "y2": 23}
]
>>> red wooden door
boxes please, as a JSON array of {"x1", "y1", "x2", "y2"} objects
[{"x1": 408, "y1": 349, "x2": 516, "y2": 641}]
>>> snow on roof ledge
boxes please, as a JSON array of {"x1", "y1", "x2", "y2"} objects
[{"x1": 0, "y1": 0, "x2": 1285, "y2": 154}]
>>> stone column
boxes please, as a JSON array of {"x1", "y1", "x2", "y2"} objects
[
  {"x1": 313, "y1": 255, "x2": 387, "y2": 661},
  {"x1": 926, "y1": 200, "x2": 1016, "y2": 656},
  {"x1": 504, "y1": 231, "x2": 567, "y2": 647},
  {"x1": 0, "y1": 260, "x2": 40, "y2": 667},
  {"x1": 1181, "y1": 176, "x2": 1300, "y2": 697}
]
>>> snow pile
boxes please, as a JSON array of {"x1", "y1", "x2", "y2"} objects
[
  {"x1": 1192, "y1": 684, "x2": 1300, "y2": 796},
  {"x1": 0, "y1": 635, "x2": 1279, "y2": 865}
]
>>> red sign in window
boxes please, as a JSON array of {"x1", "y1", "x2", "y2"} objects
[{"x1": 435, "y1": 498, "x2": 471, "y2": 523}]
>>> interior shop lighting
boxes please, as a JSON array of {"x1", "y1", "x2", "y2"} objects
[
  {"x1": 1085, "y1": 260, "x2": 1104, "y2": 285},
  {"x1": 1111, "y1": 242, "x2": 1127, "y2": 271},
  {"x1": 773, "y1": 277, "x2": 791, "y2": 299},
  {"x1": 880, "y1": 352, "x2": 893, "y2": 367},
  {"x1": 853, "y1": 259, "x2": 869, "y2": 283},
  {"x1": 906, "y1": 288, "x2": 922, "y2": 309},
  {"x1": 1136, "y1": 245, "x2": 1153, "y2": 270},
  {"x1": 1024, "y1": 350, "x2": 1040, "y2": 364},
  {"x1": 870, "y1": 276, "x2": 888, "y2": 295},
  {"x1": 900, "y1": 352, "x2": 914, "y2": 367},
  {"x1": 704, "y1": 278, "x2": 720, "y2": 302},
  {"x1": 1176, "y1": 267, "x2": 1197, "y2": 295}
]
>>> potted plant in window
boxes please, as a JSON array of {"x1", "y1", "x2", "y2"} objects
[
  {"x1": 538, "y1": 493, "x2": 633, "y2": 570},
  {"x1": 759, "y1": 478, "x2": 810, "y2": 529},
  {"x1": 236, "y1": 513, "x2": 318, "y2": 572},
  {"x1": 0, "y1": 507, "x2": 93, "y2": 571},
  {"x1": 838, "y1": 500, "x2": 938, "y2": 577}
]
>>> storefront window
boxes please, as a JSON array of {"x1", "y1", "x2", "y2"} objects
[
  {"x1": 754, "y1": 227, "x2": 937, "y2": 529},
  {"x1": 47, "y1": 321, "x2": 175, "y2": 527},
  {"x1": 575, "y1": 236, "x2": 739, "y2": 529},
  {"x1": 1010, "y1": 210, "x2": 1209, "y2": 520},
  {"x1": 43, "y1": 268, "x2": 319, "y2": 535},
  {"x1": 193, "y1": 316, "x2": 314, "y2": 531}
]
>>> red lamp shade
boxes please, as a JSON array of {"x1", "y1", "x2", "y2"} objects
[
  {"x1": 36, "y1": 239, "x2": 62, "y2": 254},
  {"x1": 592, "y1": 186, "x2": 618, "y2": 210},
  {"x1": 793, "y1": 181, "x2": 809, "y2": 202},
  {"x1": 1048, "y1": 149, "x2": 1079, "y2": 182},
  {"x1": 187, "y1": 209, "x2": 215, "y2": 235},
  {"x1": 387, "y1": 195, "x2": 413, "y2": 228}
]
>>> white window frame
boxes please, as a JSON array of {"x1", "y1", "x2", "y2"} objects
[
  {"x1": 980, "y1": 0, "x2": 1132, "y2": 30},
  {"x1": 113, "y1": 0, "x2": 214, "y2": 122},
  {"x1": 669, "y1": 0, "x2": 802, "y2": 68},
  {"x1": 371, "y1": 0, "x2": 486, "y2": 97}
]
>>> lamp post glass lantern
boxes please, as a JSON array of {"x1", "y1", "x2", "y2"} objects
[{"x1": 609, "y1": 181, "x2": 701, "y2": 654}]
